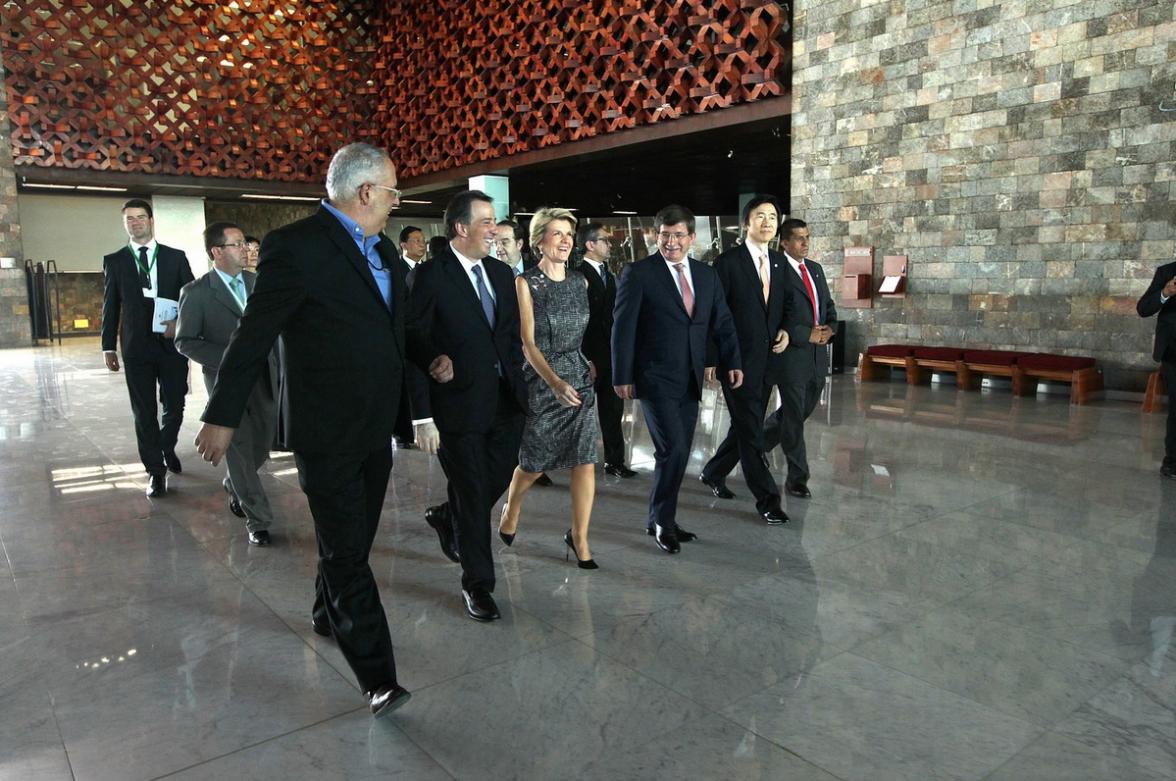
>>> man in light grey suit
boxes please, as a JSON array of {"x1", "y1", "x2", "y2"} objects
[{"x1": 176, "y1": 221, "x2": 280, "y2": 545}]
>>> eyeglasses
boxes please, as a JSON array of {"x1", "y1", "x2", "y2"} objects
[
  {"x1": 657, "y1": 231, "x2": 691, "y2": 242},
  {"x1": 368, "y1": 183, "x2": 403, "y2": 199},
  {"x1": 215, "y1": 241, "x2": 248, "y2": 249},
  {"x1": 588, "y1": 235, "x2": 610, "y2": 243}
]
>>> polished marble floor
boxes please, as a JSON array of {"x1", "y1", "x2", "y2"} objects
[{"x1": 2, "y1": 338, "x2": 1175, "y2": 780}]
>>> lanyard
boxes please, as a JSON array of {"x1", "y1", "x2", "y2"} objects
[{"x1": 130, "y1": 243, "x2": 158, "y2": 278}]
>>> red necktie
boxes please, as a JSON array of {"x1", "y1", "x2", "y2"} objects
[
  {"x1": 673, "y1": 263, "x2": 694, "y2": 317},
  {"x1": 798, "y1": 260, "x2": 818, "y2": 325}
]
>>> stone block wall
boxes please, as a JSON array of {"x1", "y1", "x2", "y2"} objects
[
  {"x1": 0, "y1": 51, "x2": 30, "y2": 347},
  {"x1": 791, "y1": 0, "x2": 1175, "y2": 390}
]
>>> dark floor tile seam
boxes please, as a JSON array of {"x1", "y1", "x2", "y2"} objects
[
  {"x1": 48, "y1": 690, "x2": 80, "y2": 781},
  {"x1": 973, "y1": 727, "x2": 1172, "y2": 781},
  {"x1": 692, "y1": 707, "x2": 853, "y2": 781}
]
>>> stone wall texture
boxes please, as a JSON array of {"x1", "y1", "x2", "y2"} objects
[
  {"x1": 791, "y1": 0, "x2": 1176, "y2": 390},
  {"x1": 0, "y1": 53, "x2": 30, "y2": 347}
]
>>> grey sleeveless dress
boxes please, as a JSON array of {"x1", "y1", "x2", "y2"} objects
[{"x1": 518, "y1": 266, "x2": 598, "y2": 472}]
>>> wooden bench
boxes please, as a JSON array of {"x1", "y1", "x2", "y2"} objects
[{"x1": 858, "y1": 344, "x2": 1104, "y2": 405}]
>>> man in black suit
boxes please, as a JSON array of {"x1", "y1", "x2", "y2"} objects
[
  {"x1": 101, "y1": 198, "x2": 195, "y2": 497},
  {"x1": 699, "y1": 196, "x2": 792, "y2": 524},
  {"x1": 763, "y1": 218, "x2": 838, "y2": 498},
  {"x1": 407, "y1": 191, "x2": 527, "y2": 621},
  {"x1": 578, "y1": 222, "x2": 637, "y2": 479},
  {"x1": 1137, "y1": 261, "x2": 1176, "y2": 478},
  {"x1": 176, "y1": 222, "x2": 279, "y2": 546},
  {"x1": 194, "y1": 142, "x2": 410, "y2": 718},
  {"x1": 612, "y1": 205, "x2": 742, "y2": 554}
]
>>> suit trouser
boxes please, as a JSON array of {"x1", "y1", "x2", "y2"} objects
[
  {"x1": 640, "y1": 395, "x2": 700, "y2": 531},
  {"x1": 392, "y1": 379, "x2": 414, "y2": 446},
  {"x1": 225, "y1": 384, "x2": 276, "y2": 533},
  {"x1": 123, "y1": 349, "x2": 188, "y2": 475},
  {"x1": 763, "y1": 375, "x2": 825, "y2": 484},
  {"x1": 1162, "y1": 361, "x2": 1176, "y2": 462},
  {"x1": 593, "y1": 358, "x2": 626, "y2": 466},
  {"x1": 297, "y1": 445, "x2": 398, "y2": 693},
  {"x1": 437, "y1": 383, "x2": 524, "y2": 593},
  {"x1": 702, "y1": 379, "x2": 782, "y2": 512}
]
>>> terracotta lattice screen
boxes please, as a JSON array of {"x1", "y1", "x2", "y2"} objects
[
  {"x1": 2, "y1": 0, "x2": 379, "y2": 182},
  {"x1": 373, "y1": 0, "x2": 790, "y2": 179}
]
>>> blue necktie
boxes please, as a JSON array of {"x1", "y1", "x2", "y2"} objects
[{"x1": 472, "y1": 265, "x2": 496, "y2": 328}]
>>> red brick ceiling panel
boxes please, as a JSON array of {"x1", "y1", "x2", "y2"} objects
[
  {"x1": 373, "y1": 0, "x2": 789, "y2": 179},
  {"x1": 2, "y1": 0, "x2": 378, "y2": 182}
]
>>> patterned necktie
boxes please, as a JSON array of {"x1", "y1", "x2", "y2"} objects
[
  {"x1": 758, "y1": 253, "x2": 770, "y2": 304},
  {"x1": 472, "y1": 265, "x2": 496, "y2": 328},
  {"x1": 798, "y1": 260, "x2": 819, "y2": 325},
  {"x1": 229, "y1": 277, "x2": 246, "y2": 310},
  {"x1": 137, "y1": 246, "x2": 151, "y2": 289},
  {"x1": 673, "y1": 262, "x2": 694, "y2": 317},
  {"x1": 600, "y1": 263, "x2": 611, "y2": 289}
]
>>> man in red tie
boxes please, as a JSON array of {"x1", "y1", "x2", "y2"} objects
[
  {"x1": 612, "y1": 205, "x2": 743, "y2": 554},
  {"x1": 765, "y1": 218, "x2": 837, "y2": 499}
]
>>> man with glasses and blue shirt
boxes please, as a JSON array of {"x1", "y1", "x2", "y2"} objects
[
  {"x1": 194, "y1": 142, "x2": 412, "y2": 718},
  {"x1": 176, "y1": 222, "x2": 279, "y2": 546}
]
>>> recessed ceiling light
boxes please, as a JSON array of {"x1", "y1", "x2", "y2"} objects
[
  {"x1": 612, "y1": 210, "x2": 638, "y2": 215},
  {"x1": 400, "y1": 199, "x2": 432, "y2": 204},
  {"x1": 240, "y1": 194, "x2": 321, "y2": 202}
]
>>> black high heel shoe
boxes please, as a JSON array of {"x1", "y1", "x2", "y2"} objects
[
  {"x1": 563, "y1": 530, "x2": 599, "y2": 570},
  {"x1": 498, "y1": 504, "x2": 515, "y2": 546}
]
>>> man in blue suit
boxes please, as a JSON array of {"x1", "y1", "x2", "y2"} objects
[{"x1": 612, "y1": 205, "x2": 743, "y2": 554}]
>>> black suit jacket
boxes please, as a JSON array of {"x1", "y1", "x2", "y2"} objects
[
  {"x1": 580, "y1": 260, "x2": 616, "y2": 370},
  {"x1": 202, "y1": 207, "x2": 406, "y2": 454},
  {"x1": 101, "y1": 243, "x2": 194, "y2": 361},
  {"x1": 611, "y1": 253, "x2": 741, "y2": 401},
  {"x1": 778, "y1": 255, "x2": 839, "y2": 385},
  {"x1": 709, "y1": 243, "x2": 794, "y2": 388},
  {"x1": 1138, "y1": 260, "x2": 1176, "y2": 363},
  {"x1": 405, "y1": 246, "x2": 526, "y2": 434}
]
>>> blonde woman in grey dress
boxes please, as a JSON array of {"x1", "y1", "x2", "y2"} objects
[{"x1": 497, "y1": 208, "x2": 600, "y2": 568}]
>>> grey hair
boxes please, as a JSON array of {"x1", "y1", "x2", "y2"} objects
[
  {"x1": 325, "y1": 142, "x2": 390, "y2": 202},
  {"x1": 529, "y1": 207, "x2": 577, "y2": 258}
]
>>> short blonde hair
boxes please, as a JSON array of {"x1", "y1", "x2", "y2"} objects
[{"x1": 529, "y1": 207, "x2": 577, "y2": 258}]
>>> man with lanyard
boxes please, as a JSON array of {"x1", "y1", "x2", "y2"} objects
[{"x1": 101, "y1": 198, "x2": 194, "y2": 497}]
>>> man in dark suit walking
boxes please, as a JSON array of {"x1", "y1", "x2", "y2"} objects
[
  {"x1": 407, "y1": 191, "x2": 527, "y2": 622},
  {"x1": 699, "y1": 196, "x2": 792, "y2": 524},
  {"x1": 101, "y1": 198, "x2": 194, "y2": 497},
  {"x1": 176, "y1": 221, "x2": 279, "y2": 546},
  {"x1": 194, "y1": 142, "x2": 411, "y2": 718},
  {"x1": 1138, "y1": 261, "x2": 1176, "y2": 478},
  {"x1": 764, "y1": 218, "x2": 838, "y2": 499},
  {"x1": 612, "y1": 204, "x2": 743, "y2": 554},
  {"x1": 578, "y1": 222, "x2": 637, "y2": 479}
]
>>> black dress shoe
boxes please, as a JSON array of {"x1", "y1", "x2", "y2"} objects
[
  {"x1": 163, "y1": 451, "x2": 182, "y2": 474},
  {"x1": 604, "y1": 463, "x2": 638, "y2": 478},
  {"x1": 699, "y1": 474, "x2": 735, "y2": 499},
  {"x1": 311, "y1": 618, "x2": 331, "y2": 637},
  {"x1": 785, "y1": 481, "x2": 812, "y2": 498},
  {"x1": 1162, "y1": 463, "x2": 1176, "y2": 479},
  {"x1": 425, "y1": 505, "x2": 460, "y2": 563},
  {"x1": 248, "y1": 529, "x2": 271, "y2": 546},
  {"x1": 535, "y1": 472, "x2": 554, "y2": 487},
  {"x1": 652, "y1": 524, "x2": 680, "y2": 554},
  {"x1": 146, "y1": 473, "x2": 167, "y2": 498},
  {"x1": 761, "y1": 507, "x2": 790, "y2": 525},
  {"x1": 222, "y1": 479, "x2": 246, "y2": 518},
  {"x1": 462, "y1": 588, "x2": 501, "y2": 621},
  {"x1": 369, "y1": 683, "x2": 411, "y2": 718},
  {"x1": 647, "y1": 526, "x2": 696, "y2": 542}
]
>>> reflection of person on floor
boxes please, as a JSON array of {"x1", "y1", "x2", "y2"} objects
[
  {"x1": 499, "y1": 208, "x2": 600, "y2": 569},
  {"x1": 612, "y1": 204, "x2": 742, "y2": 556},
  {"x1": 1129, "y1": 482, "x2": 1176, "y2": 677}
]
